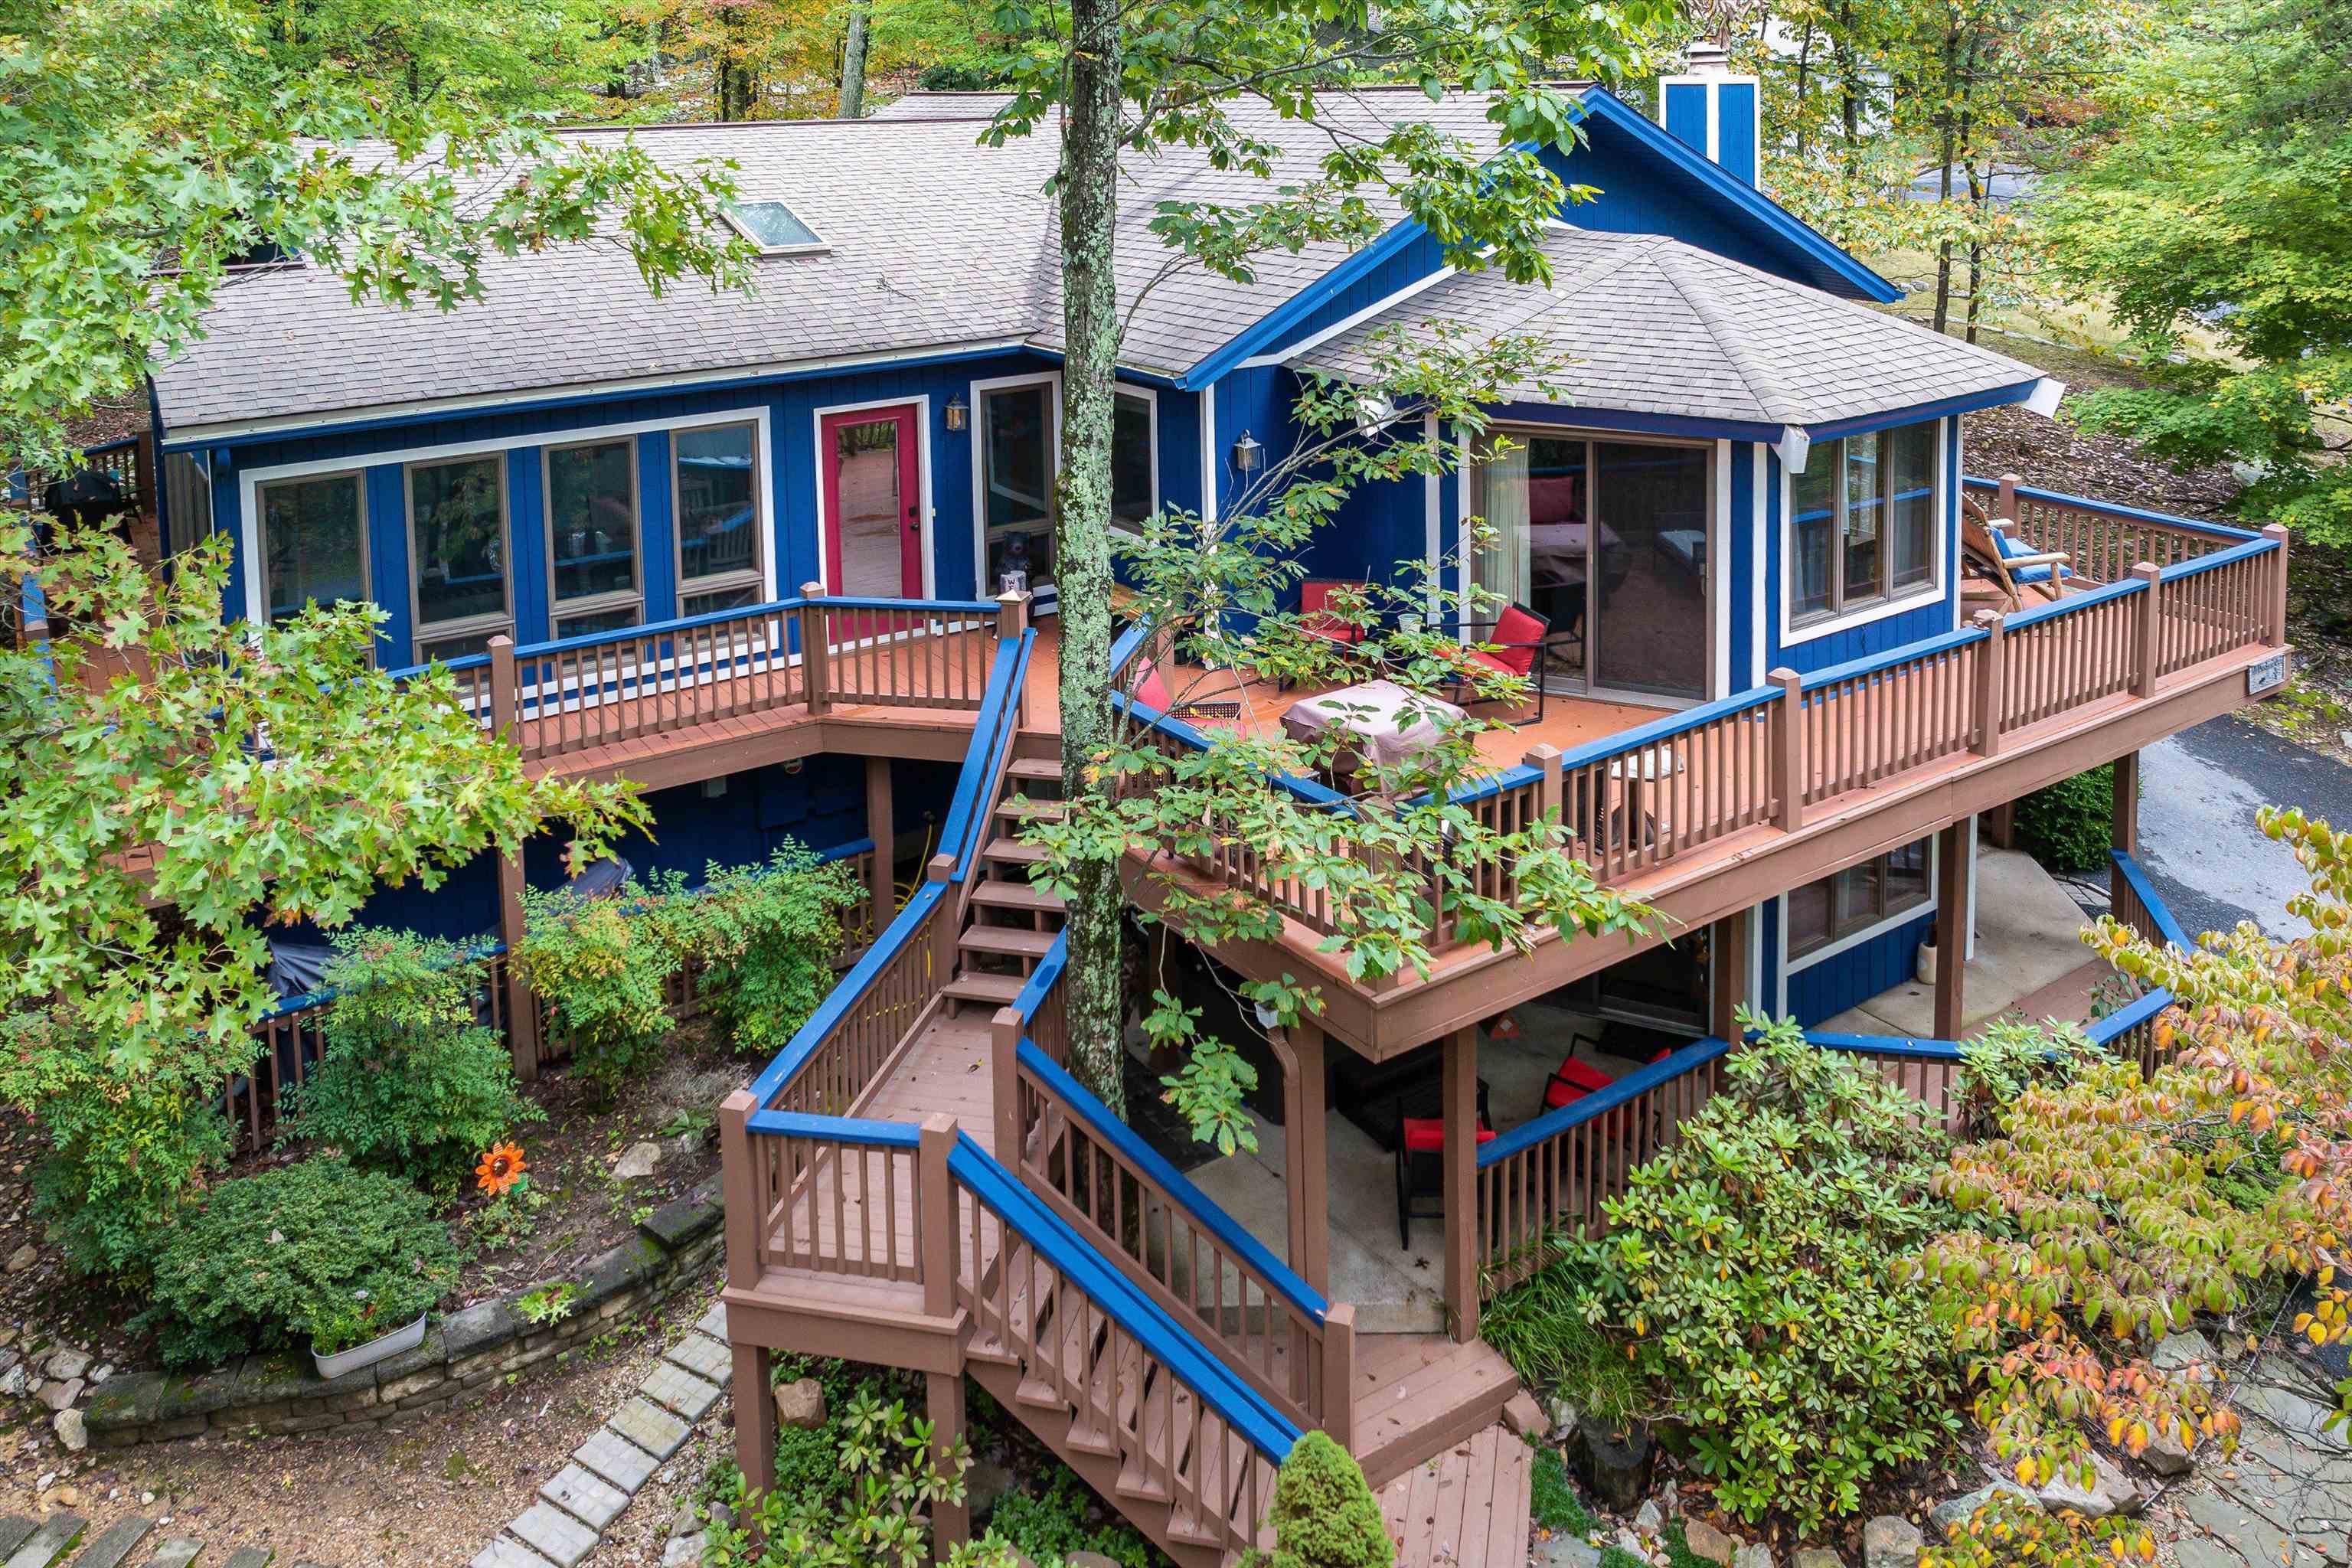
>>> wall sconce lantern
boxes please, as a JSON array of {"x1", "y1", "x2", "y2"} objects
[
  {"x1": 944, "y1": 395, "x2": 969, "y2": 432},
  {"x1": 1230, "y1": 430, "x2": 1264, "y2": 474}
]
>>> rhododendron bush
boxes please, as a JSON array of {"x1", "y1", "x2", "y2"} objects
[{"x1": 1912, "y1": 805, "x2": 2352, "y2": 1484}]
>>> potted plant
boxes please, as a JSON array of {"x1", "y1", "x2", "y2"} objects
[{"x1": 309, "y1": 1278, "x2": 434, "y2": 1379}]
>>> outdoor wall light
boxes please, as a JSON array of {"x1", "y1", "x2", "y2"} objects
[
  {"x1": 944, "y1": 395, "x2": 969, "y2": 432},
  {"x1": 1230, "y1": 431, "x2": 1264, "y2": 473}
]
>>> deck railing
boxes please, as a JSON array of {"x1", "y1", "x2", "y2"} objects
[
  {"x1": 389, "y1": 591, "x2": 1006, "y2": 765},
  {"x1": 1965, "y1": 474, "x2": 2259, "y2": 584},
  {"x1": 1475, "y1": 1036, "x2": 1730, "y2": 1295}
]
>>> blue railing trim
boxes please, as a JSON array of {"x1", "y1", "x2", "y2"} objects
[
  {"x1": 819, "y1": 596, "x2": 999, "y2": 616},
  {"x1": 1014, "y1": 1040, "x2": 1331, "y2": 1322},
  {"x1": 1547, "y1": 688, "x2": 1781, "y2": 776},
  {"x1": 744, "y1": 1109, "x2": 923, "y2": 1147},
  {"x1": 1805, "y1": 1030, "x2": 1966, "y2": 1062},
  {"x1": 1113, "y1": 691, "x2": 1357, "y2": 812},
  {"x1": 2000, "y1": 573, "x2": 2148, "y2": 632},
  {"x1": 2158, "y1": 535, "x2": 2280, "y2": 583},
  {"x1": 1799, "y1": 626, "x2": 1989, "y2": 694},
  {"x1": 952, "y1": 630, "x2": 1039, "y2": 882},
  {"x1": 2084, "y1": 986, "x2": 2173, "y2": 1047},
  {"x1": 1478, "y1": 1036, "x2": 1730, "y2": 1168},
  {"x1": 514, "y1": 596, "x2": 805, "y2": 664},
  {"x1": 747, "y1": 879, "x2": 949, "y2": 1102},
  {"x1": 946, "y1": 1131, "x2": 1302, "y2": 1464},
  {"x1": 2111, "y1": 849, "x2": 2194, "y2": 951},
  {"x1": 1109, "y1": 619, "x2": 1152, "y2": 676},
  {"x1": 1960, "y1": 475, "x2": 2262, "y2": 544},
  {"x1": 384, "y1": 652, "x2": 495, "y2": 682},
  {"x1": 1008, "y1": 929, "x2": 1069, "y2": 1022}
]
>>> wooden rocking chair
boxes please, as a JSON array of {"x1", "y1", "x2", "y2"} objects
[{"x1": 1961, "y1": 499, "x2": 2075, "y2": 611}]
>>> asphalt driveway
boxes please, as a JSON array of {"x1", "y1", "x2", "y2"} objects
[{"x1": 2138, "y1": 714, "x2": 2352, "y2": 940}]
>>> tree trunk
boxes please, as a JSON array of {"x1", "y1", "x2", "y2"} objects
[
  {"x1": 1964, "y1": 156, "x2": 1988, "y2": 344},
  {"x1": 1929, "y1": 28, "x2": 1960, "y2": 335},
  {"x1": 840, "y1": 0, "x2": 871, "y2": 118},
  {"x1": 1054, "y1": 0, "x2": 1128, "y2": 1119},
  {"x1": 1794, "y1": 22, "x2": 1815, "y2": 159},
  {"x1": 1828, "y1": 1, "x2": 1861, "y2": 181}
]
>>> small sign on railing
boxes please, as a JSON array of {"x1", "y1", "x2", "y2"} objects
[{"x1": 2249, "y1": 652, "x2": 2288, "y2": 696}]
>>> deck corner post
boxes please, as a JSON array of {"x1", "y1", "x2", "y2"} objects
[
  {"x1": 990, "y1": 1007, "x2": 1024, "y2": 1169},
  {"x1": 2132, "y1": 563, "x2": 2164, "y2": 699},
  {"x1": 918, "y1": 1112, "x2": 958, "y2": 1321},
  {"x1": 730, "y1": 1340, "x2": 777, "y2": 1505},
  {"x1": 927, "y1": 851, "x2": 959, "y2": 974},
  {"x1": 1996, "y1": 472, "x2": 2020, "y2": 521},
  {"x1": 799, "y1": 581, "x2": 831, "y2": 715},
  {"x1": 495, "y1": 843, "x2": 537, "y2": 1083},
  {"x1": 1767, "y1": 668, "x2": 1803, "y2": 832},
  {"x1": 1319, "y1": 1300, "x2": 1357, "y2": 1455},
  {"x1": 1710, "y1": 907, "x2": 1749, "y2": 1041},
  {"x1": 487, "y1": 633, "x2": 518, "y2": 740},
  {"x1": 2262, "y1": 524, "x2": 2292, "y2": 648},
  {"x1": 1932, "y1": 819, "x2": 1969, "y2": 1041},
  {"x1": 720, "y1": 1089, "x2": 761, "y2": 1292},
  {"x1": 1971, "y1": 611, "x2": 2006, "y2": 757},
  {"x1": 864, "y1": 756, "x2": 896, "y2": 938},
  {"x1": 1522, "y1": 743, "x2": 1565, "y2": 828},
  {"x1": 995, "y1": 589, "x2": 1029, "y2": 643},
  {"x1": 1441, "y1": 1025, "x2": 1480, "y2": 1343}
]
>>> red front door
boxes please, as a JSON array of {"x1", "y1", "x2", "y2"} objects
[{"x1": 821, "y1": 404, "x2": 924, "y2": 599}]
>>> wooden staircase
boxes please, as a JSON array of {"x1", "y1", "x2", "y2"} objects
[{"x1": 942, "y1": 750, "x2": 1069, "y2": 1016}]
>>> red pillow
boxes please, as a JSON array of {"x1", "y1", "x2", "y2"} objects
[
  {"x1": 1488, "y1": 606, "x2": 1547, "y2": 675},
  {"x1": 1400, "y1": 1116, "x2": 1497, "y2": 1153},
  {"x1": 1134, "y1": 659, "x2": 1174, "y2": 712}
]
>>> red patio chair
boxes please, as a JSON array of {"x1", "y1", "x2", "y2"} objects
[
  {"x1": 1448, "y1": 602, "x2": 1551, "y2": 724},
  {"x1": 1395, "y1": 1113, "x2": 1496, "y2": 1247},
  {"x1": 1298, "y1": 579, "x2": 1371, "y2": 651}
]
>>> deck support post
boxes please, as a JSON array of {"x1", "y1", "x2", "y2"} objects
[
  {"x1": 1442, "y1": 1025, "x2": 1480, "y2": 1342},
  {"x1": 864, "y1": 756, "x2": 895, "y2": 938},
  {"x1": 2132, "y1": 564, "x2": 2164, "y2": 699},
  {"x1": 1932, "y1": 820, "x2": 1969, "y2": 1040},
  {"x1": 2263, "y1": 524, "x2": 2292, "y2": 648},
  {"x1": 1709, "y1": 908, "x2": 1749, "y2": 1042},
  {"x1": 1319, "y1": 1301, "x2": 1357, "y2": 1455},
  {"x1": 1282, "y1": 1023, "x2": 1330, "y2": 1298},
  {"x1": 925, "y1": 1370, "x2": 970, "y2": 1551},
  {"x1": 1996, "y1": 472, "x2": 2020, "y2": 523},
  {"x1": 799, "y1": 583, "x2": 831, "y2": 715},
  {"x1": 1971, "y1": 611, "x2": 2006, "y2": 756},
  {"x1": 719, "y1": 1089, "x2": 776, "y2": 1494},
  {"x1": 991, "y1": 1008, "x2": 1024, "y2": 1167},
  {"x1": 995, "y1": 590, "x2": 1030, "y2": 724},
  {"x1": 1768, "y1": 668, "x2": 1804, "y2": 832},
  {"x1": 928, "y1": 852, "x2": 959, "y2": 971},
  {"x1": 487, "y1": 635, "x2": 541, "y2": 1083},
  {"x1": 2111, "y1": 750, "x2": 2141, "y2": 914}
]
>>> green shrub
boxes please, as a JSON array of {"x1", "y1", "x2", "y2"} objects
[
  {"x1": 676, "y1": 848, "x2": 859, "y2": 1055},
  {"x1": 1527, "y1": 1445, "x2": 1595, "y2": 1536},
  {"x1": 140, "y1": 1156, "x2": 462, "y2": 1367},
  {"x1": 1920, "y1": 1491, "x2": 2158, "y2": 1568},
  {"x1": 1240, "y1": 1430, "x2": 1392, "y2": 1568},
  {"x1": 1482, "y1": 1275, "x2": 1641, "y2": 1427},
  {"x1": 2, "y1": 1009, "x2": 237, "y2": 1284},
  {"x1": 988, "y1": 1470, "x2": 1155, "y2": 1568},
  {"x1": 1559, "y1": 1011, "x2": 1965, "y2": 1532},
  {"x1": 705, "y1": 1387, "x2": 1013, "y2": 1568},
  {"x1": 514, "y1": 885, "x2": 676, "y2": 1089},
  {"x1": 2010, "y1": 763, "x2": 2116, "y2": 872},
  {"x1": 284, "y1": 929, "x2": 541, "y2": 1184}
]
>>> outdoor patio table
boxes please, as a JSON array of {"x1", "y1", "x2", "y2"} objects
[{"x1": 1280, "y1": 678, "x2": 1466, "y2": 777}]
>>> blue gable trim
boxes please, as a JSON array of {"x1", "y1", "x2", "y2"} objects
[
  {"x1": 1181, "y1": 216, "x2": 1439, "y2": 390},
  {"x1": 1573, "y1": 90, "x2": 1896, "y2": 303},
  {"x1": 1804, "y1": 380, "x2": 2039, "y2": 440}
]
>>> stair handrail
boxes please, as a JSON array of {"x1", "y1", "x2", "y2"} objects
[
  {"x1": 950, "y1": 628, "x2": 1040, "y2": 894},
  {"x1": 936, "y1": 629, "x2": 1034, "y2": 877}
]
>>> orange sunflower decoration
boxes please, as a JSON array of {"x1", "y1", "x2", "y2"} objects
[{"x1": 475, "y1": 1142, "x2": 529, "y2": 1197}]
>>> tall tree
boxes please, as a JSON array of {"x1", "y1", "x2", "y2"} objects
[
  {"x1": 0, "y1": 0, "x2": 753, "y2": 471},
  {"x1": 979, "y1": 0, "x2": 1671, "y2": 1112},
  {"x1": 2042, "y1": 0, "x2": 2352, "y2": 544}
]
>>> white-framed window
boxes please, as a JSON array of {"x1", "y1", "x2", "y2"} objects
[
  {"x1": 1112, "y1": 387, "x2": 1158, "y2": 530},
  {"x1": 544, "y1": 437, "x2": 642, "y2": 639},
  {"x1": 1785, "y1": 836, "x2": 1932, "y2": 961},
  {"x1": 975, "y1": 374, "x2": 1061, "y2": 598},
  {"x1": 673, "y1": 421, "x2": 764, "y2": 617},
  {"x1": 406, "y1": 454, "x2": 511, "y2": 660},
  {"x1": 1788, "y1": 420, "x2": 1941, "y2": 631},
  {"x1": 256, "y1": 470, "x2": 367, "y2": 626}
]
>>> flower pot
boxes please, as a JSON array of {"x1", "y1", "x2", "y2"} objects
[
  {"x1": 1916, "y1": 934, "x2": 1939, "y2": 986},
  {"x1": 312, "y1": 1311, "x2": 427, "y2": 1380}
]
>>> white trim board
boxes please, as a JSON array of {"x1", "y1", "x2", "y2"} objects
[
  {"x1": 811, "y1": 394, "x2": 934, "y2": 599},
  {"x1": 966, "y1": 370, "x2": 1063, "y2": 606},
  {"x1": 1239, "y1": 264, "x2": 1462, "y2": 370},
  {"x1": 237, "y1": 403, "x2": 776, "y2": 636},
  {"x1": 1775, "y1": 416, "x2": 1950, "y2": 649}
]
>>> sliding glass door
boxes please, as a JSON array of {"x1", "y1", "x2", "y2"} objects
[{"x1": 1475, "y1": 432, "x2": 1710, "y2": 704}]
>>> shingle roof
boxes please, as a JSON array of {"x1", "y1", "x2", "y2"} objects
[
  {"x1": 152, "y1": 90, "x2": 1518, "y2": 436},
  {"x1": 1293, "y1": 227, "x2": 2043, "y2": 431}
]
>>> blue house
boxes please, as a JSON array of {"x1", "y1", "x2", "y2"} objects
[{"x1": 132, "y1": 63, "x2": 2289, "y2": 1564}]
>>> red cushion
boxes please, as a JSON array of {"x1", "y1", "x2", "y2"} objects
[
  {"x1": 1299, "y1": 582, "x2": 1365, "y2": 645},
  {"x1": 1649, "y1": 1047, "x2": 1673, "y2": 1065},
  {"x1": 1135, "y1": 660, "x2": 1174, "y2": 712},
  {"x1": 1542, "y1": 1077, "x2": 1587, "y2": 1111},
  {"x1": 1554, "y1": 1058, "x2": 1612, "y2": 1093},
  {"x1": 1488, "y1": 606, "x2": 1548, "y2": 675},
  {"x1": 1400, "y1": 1116, "x2": 1497, "y2": 1153}
]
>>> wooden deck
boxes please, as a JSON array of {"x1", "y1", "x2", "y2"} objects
[{"x1": 1378, "y1": 1423, "x2": 1534, "y2": 1568}]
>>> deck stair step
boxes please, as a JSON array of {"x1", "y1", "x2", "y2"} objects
[
  {"x1": 942, "y1": 972, "x2": 1026, "y2": 1008},
  {"x1": 982, "y1": 837, "x2": 1048, "y2": 866},
  {"x1": 3, "y1": 1514, "x2": 84, "y2": 1568},
  {"x1": 993, "y1": 798, "x2": 1067, "y2": 824},
  {"x1": 1006, "y1": 758, "x2": 1065, "y2": 786},
  {"x1": 968, "y1": 881, "x2": 1066, "y2": 915},
  {"x1": 958, "y1": 926, "x2": 1058, "y2": 960}
]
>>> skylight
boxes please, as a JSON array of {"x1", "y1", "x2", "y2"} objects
[{"x1": 725, "y1": 201, "x2": 828, "y2": 256}]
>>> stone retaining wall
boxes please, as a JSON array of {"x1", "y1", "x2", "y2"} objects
[{"x1": 78, "y1": 1178, "x2": 725, "y2": 1449}]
